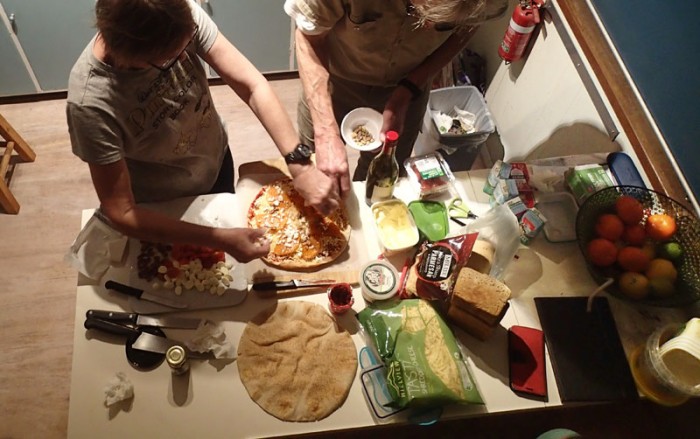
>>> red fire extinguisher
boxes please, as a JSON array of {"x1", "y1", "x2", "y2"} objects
[{"x1": 498, "y1": 0, "x2": 545, "y2": 63}]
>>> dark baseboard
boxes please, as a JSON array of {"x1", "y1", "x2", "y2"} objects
[{"x1": 0, "y1": 71, "x2": 300, "y2": 105}]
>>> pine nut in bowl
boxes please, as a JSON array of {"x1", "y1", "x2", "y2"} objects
[{"x1": 341, "y1": 107, "x2": 383, "y2": 151}]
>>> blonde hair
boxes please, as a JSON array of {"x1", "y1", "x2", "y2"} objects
[{"x1": 417, "y1": 0, "x2": 506, "y2": 28}]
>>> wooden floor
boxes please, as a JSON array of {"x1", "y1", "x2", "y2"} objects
[{"x1": 1, "y1": 79, "x2": 699, "y2": 438}]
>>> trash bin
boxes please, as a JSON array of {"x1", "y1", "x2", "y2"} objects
[{"x1": 421, "y1": 85, "x2": 495, "y2": 152}]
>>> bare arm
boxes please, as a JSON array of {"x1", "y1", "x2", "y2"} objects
[
  {"x1": 89, "y1": 160, "x2": 269, "y2": 262},
  {"x1": 382, "y1": 26, "x2": 479, "y2": 134},
  {"x1": 294, "y1": 28, "x2": 351, "y2": 196},
  {"x1": 203, "y1": 32, "x2": 339, "y2": 214}
]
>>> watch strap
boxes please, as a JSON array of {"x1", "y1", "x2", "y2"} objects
[
  {"x1": 284, "y1": 144, "x2": 312, "y2": 164},
  {"x1": 398, "y1": 78, "x2": 423, "y2": 101}
]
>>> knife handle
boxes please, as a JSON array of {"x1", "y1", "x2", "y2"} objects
[
  {"x1": 84, "y1": 318, "x2": 140, "y2": 337},
  {"x1": 86, "y1": 310, "x2": 137, "y2": 324},
  {"x1": 105, "y1": 280, "x2": 143, "y2": 299},
  {"x1": 252, "y1": 280, "x2": 295, "y2": 291}
]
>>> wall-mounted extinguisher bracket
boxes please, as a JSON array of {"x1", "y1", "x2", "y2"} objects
[{"x1": 499, "y1": 0, "x2": 546, "y2": 64}]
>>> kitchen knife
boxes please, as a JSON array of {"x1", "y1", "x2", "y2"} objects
[
  {"x1": 105, "y1": 280, "x2": 188, "y2": 309},
  {"x1": 84, "y1": 318, "x2": 207, "y2": 358},
  {"x1": 86, "y1": 309, "x2": 203, "y2": 329},
  {"x1": 251, "y1": 279, "x2": 337, "y2": 291},
  {"x1": 131, "y1": 330, "x2": 208, "y2": 358}
]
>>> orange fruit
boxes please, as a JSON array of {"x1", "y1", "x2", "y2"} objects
[
  {"x1": 640, "y1": 241, "x2": 657, "y2": 260},
  {"x1": 649, "y1": 278, "x2": 676, "y2": 298},
  {"x1": 618, "y1": 272, "x2": 650, "y2": 300},
  {"x1": 617, "y1": 246, "x2": 652, "y2": 272},
  {"x1": 622, "y1": 224, "x2": 647, "y2": 246},
  {"x1": 616, "y1": 196, "x2": 645, "y2": 225},
  {"x1": 646, "y1": 258, "x2": 678, "y2": 282},
  {"x1": 587, "y1": 238, "x2": 618, "y2": 267},
  {"x1": 595, "y1": 214, "x2": 625, "y2": 241},
  {"x1": 645, "y1": 213, "x2": 677, "y2": 241}
]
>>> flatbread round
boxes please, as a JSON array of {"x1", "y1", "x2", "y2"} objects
[
  {"x1": 237, "y1": 301, "x2": 358, "y2": 422},
  {"x1": 247, "y1": 178, "x2": 350, "y2": 269}
]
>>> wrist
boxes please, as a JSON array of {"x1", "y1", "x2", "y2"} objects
[
  {"x1": 398, "y1": 78, "x2": 423, "y2": 101},
  {"x1": 288, "y1": 162, "x2": 315, "y2": 178}
]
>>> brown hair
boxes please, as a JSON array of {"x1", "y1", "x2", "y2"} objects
[{"x1": 95, "y1": 0, "x2": 195, "y2": 61}]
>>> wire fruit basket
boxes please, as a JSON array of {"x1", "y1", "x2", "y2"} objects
[{"x1": 576, "y1": 186, "x2": 700, "y2": 307}]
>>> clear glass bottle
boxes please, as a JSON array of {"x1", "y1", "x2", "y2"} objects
[{"x1": 365, "y1": 130, "x2": 400, "y2": 206}]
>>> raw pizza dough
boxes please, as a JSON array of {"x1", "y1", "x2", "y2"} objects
[
  {"x1": 237, "y1": 301, "x2": 358, "y2": 422},
  {"x1": 247, "y1": 178, "x2": 350, "y2": 269}
]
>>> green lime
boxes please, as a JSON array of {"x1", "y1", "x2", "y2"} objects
[
  {"x1": 649, "y1": 277, "x2": 676, "y2": 298},
  {"x1": 659, "y1": 242, "x2": 683, "y2": 261}
]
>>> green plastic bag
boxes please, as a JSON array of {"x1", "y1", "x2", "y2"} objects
[{"x1": 357, "y1": 299, "x2": 483, "y2": 408}]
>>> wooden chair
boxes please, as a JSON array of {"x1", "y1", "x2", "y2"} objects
[{"x1": 0, "y1": 113, "x2": 36, "y2": 214}]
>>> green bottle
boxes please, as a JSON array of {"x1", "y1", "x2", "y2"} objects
[{"x1": 365, "y1": 130, "x2": 399, "y2": 206}]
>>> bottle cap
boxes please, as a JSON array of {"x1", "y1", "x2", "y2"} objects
[{"x1": 166, "y1": 345, "x2": 187, "y2": 369}]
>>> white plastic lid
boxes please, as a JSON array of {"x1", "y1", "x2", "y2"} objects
[{"x1": 360, "y1": 259, "x2": 400, "y2": 302}]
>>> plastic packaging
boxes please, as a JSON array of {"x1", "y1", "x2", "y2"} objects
[
  {"x1": 535, "y1": 192, "x2": 579, "y2": 243},
  {"x1": 360, "y1": 259, "x2": 400, "y2": 303},
  {"x1": 408, "y1": 200, "x2": 449, "y2": 241},
  {"x1": 357, "y1": 299, "x2": 483, "y2": 409},
  {"x1": 404, "y1": 151, "x2": 456, "y2": 198},
  {"x1": 464, "y1": 204, "x2": 520, "y2": 281},
  {"x1": 371, "y1": 200, "x2": 420, "y2": 254},
  {"x1": 404, "y1": 233, "x2": 478, "y2": 302}
]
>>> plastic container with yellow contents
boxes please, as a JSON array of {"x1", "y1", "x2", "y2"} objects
[{"x1": 371, "y1": 200, "x2": 420, "y2": 255}]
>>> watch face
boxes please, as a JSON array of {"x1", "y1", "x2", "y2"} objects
[
  {"x1": 286, "y1": 144, "x2": 312, "y2": 163},
  {"x1": 297, "y1": 144, "x2": 312, "y2": 158}
]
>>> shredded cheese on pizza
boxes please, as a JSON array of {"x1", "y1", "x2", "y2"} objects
[{"x1": 247, "y1": 179, "x2": 350, "y2": 269}]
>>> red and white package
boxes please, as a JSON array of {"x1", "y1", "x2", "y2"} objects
[{"x1": 404, "y1": 233, "x2": 478, "y2": 302}]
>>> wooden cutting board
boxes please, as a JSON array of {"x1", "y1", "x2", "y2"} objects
[{"x1": 236, "y1": 160, "x2": 370, "y2": 287}]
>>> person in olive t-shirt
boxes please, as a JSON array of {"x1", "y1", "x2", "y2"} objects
[
  {"x1": 67, "y1": 0, "x2": 339, "y2": 262},
  {"x1": 285, "y1": 0, "x2": 507, "y2": 193}
]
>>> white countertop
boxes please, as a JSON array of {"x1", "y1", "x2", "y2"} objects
[{"x1": 67, "y1": 170, "x2": 686, "y2": 438}]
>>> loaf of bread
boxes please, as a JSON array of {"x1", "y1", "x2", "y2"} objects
[
  {"x1": 465, "y1": 239, "x2": 495, "y2": 275},
  {"x1": 450, "y1": 267, "x2": 511, "y2": 328},
  {"x1": 447, "y1": 304, "x2": 495, "y2": 341}
]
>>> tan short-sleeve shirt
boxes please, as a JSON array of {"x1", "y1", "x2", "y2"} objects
[{"x1": 286, "y1": 0, "x2": 506, "y2": 86}]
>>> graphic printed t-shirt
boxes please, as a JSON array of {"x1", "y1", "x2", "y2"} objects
[{"x1": 67, "y1": 0, "x2": 226, "y2": 203}]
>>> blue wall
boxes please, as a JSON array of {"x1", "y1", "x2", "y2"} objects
[{"x1": 591, "y1": 1, "x2": 700, "y2": 200}]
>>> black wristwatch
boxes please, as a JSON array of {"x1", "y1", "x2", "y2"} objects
[
  {"x1": 398, "y1": 78, "x2": 423, "y2": 101},
  {"x1": 284, "y1": 143, "x2": 313, "y2": 164}
]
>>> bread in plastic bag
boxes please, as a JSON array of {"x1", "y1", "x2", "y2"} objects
[{"x1": 464, "y1": 203, "x2": 520, "y2": 281}]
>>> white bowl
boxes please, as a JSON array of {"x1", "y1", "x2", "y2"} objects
[{"x1": 340, "y1": 107, "x2": 383, "y2": 151}]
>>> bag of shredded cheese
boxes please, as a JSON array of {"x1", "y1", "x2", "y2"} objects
[{"x1": 357, "y1": 299, "x2": 483, "y2": 408}]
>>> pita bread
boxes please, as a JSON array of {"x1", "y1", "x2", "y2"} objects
[{"x1": 237, "y1": 301, "x2": 357, "y2": 422}]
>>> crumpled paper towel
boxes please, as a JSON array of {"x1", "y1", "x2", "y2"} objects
[
  {"x1": 431, "y1": 105, "x2": 476, "y2": 135},
  {"x1": 104, "y1": 372, "x2": 134, "y2": 406},
  {"x1": 65, "y1": 210, "x2": 128, "y2": 280},
  {"x1": 185, "y1": 320, "x2": 236, "y2": 359}
]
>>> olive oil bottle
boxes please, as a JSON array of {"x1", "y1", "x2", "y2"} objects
[{"x1": 365, "y1": 130, "x2": 400, "y2": 206}]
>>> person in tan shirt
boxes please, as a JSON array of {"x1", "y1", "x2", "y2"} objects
[{"x1": 285, "y1": 0, "x2": 507, "y2": 195}]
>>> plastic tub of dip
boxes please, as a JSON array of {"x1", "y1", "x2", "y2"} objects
[
  {"x1": 371, "y1": 200, "x2": 420, "y2": 255},
  {"x1": 360, "y1": 259, "x2": 399, "y2": 303}
]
